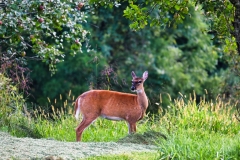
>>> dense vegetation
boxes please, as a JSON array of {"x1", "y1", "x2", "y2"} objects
[
  {"x1": 27, "y1": 2, "x2": 232, "y2": 112},
  {"x1": 0, "y1": 0, "x2": 240, "y2": 159}
]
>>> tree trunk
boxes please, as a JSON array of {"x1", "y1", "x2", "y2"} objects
[{"x1": 229, "y1": 0, "x2": 240, "y2": 55}]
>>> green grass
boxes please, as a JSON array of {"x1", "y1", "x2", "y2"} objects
[
  {"x1": 155, "y1": 95, "x2": 240, "y2": 159},
  {"x1": 82, "y1": 152, "x2": 159, "y2": 160},
  {"x1": 1, "y1": 92, "x2": 240, "y2": 159},
  {"x1": 158, "y1": 129, "x2": 240, "y2": 159},
  {"x1": 31, "y1": 114, "x2": 155, "y2": 142}
]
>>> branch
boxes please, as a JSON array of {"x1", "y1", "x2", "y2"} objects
[
  {"x1": 0, "y1": 35, "x2": 12, "y2": 39},
  {"x1": 21, "y1": 38, "x2": 32, "y2": 48}
]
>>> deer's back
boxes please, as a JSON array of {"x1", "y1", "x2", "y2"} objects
[{"x1": 79, "y1": 90, "x2": 141, "y2": 118}]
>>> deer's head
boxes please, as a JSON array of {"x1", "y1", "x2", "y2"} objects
[{"x1": 131, "y1": 71, "x2": 148, "y2": 93}]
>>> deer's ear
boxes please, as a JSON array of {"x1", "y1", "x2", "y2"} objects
[
  {"x1": 143, "y1": 71, "x2": 148, "y2": 81},
  {"x1": 131, "y1": 71, "x2": 137, "y2": 78}
]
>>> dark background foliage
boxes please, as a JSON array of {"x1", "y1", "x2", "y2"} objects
[{"x1": 27, "y1": 2, "x2": 228, "y2": 113}]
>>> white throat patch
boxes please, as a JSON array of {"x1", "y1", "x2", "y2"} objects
[{"x1": 136, "y1": 89, "x2": 142, "y2": 93}]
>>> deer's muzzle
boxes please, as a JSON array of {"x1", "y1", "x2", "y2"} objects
[{"x1": 131, "y1": 86, "x2": 136, "y2": 91}]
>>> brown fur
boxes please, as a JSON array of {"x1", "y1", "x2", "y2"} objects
[{"x1": 75, "y1": 71, "x2": 148, "y2": 141}]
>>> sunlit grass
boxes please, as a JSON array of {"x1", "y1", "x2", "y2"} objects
[
  {"x1": 155, "y1": 92, "x2": 240, "y2": 159},
  {"x1": 33, "y1": 112, "x2": 153, "y2": 142},
  {"x1": 158, "y1": 129, "x2": 240, "y2": 159}
]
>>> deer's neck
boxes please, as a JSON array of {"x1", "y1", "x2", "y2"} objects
[{"x1": 136, "y1": 89, "x2": 148, "y2": 112}]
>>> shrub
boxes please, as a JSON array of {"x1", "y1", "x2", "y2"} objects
[
  {"x1": 0, "y1": 73, "x2": 42, "y2": 138},
  {"x1": 0, "y1": 73, "x2": 25, "y2": 127}
]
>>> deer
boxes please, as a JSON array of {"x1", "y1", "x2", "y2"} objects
[{"x1": 74, "y1": 71, "x2": 148, "y2": 141}]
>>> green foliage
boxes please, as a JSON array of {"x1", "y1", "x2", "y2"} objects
[
  {"x1": 120, "y1": 0, "x2": 240, "y2": 101},
  {"x1": 27, "y1": 50, "x2": 107, "y2": 106},
  {"x1": 121, "y1": 0, "x2": 234, "y2": 41},
  {"x1": 124, "y1": 3, "x2": 149, "y2": 30},
  {"x1": 25, "y1": 2, "x2": 228, "y2": 112},
  {"x1": 123, "y1": 0, "x2": 194, "y2": 30},
  {"x1": 0, "y1": 73, "x2": 42, "y2": 138},
  {"x1": 2, "y1": 1, "x2": 231, "y2": 112},
  {"x1": 1, "y1": 0, "x2": 239, "y2": 109},
  {"x1": 199, "y1": 0, "x2": 234, "y2": 37},
  {"x1": 0, "y1": 73, "x2": 24, "y2": 127},
  {"x1": 109, "y1": 4, "x2": 225, "y2": 111},
  {"x1": 148, "y1": 5, "x2": 224, "y2": 106},
  {"x1": 0, "y1": 0, "x2": 89, "y2": 72}
]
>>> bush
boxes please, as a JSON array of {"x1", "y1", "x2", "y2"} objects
[
  {"x1": 0, "y1": 73, "x2": 25, "y2": 127},
  {"x1": 0, "y1": 73, "x2": 42, "y2": 138}
]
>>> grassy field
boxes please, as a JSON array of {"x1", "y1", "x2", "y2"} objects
[{"x1": 1, "y1": 92, "x2": 240, "y2": 159}]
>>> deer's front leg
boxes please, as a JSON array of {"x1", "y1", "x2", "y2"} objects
[{"x1": 127, "y1": 122, "x2": 137, "y2": 134}]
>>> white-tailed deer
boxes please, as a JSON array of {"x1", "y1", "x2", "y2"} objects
[{"x1": 74, "y1": 71, "x2": 148, "y2": 141}]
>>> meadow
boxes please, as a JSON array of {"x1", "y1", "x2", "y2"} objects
[{"x1": 1, "y1": 90, "x2": 240, "y2": 159}]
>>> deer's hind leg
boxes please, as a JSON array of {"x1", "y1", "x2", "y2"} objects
[{"x1": 76, "y1": 115, "x2": 98, "y2": 141}]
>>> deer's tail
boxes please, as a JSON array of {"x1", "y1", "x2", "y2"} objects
[{"x1": 74, "y1": 97, "x2": 81, "y2": 120}]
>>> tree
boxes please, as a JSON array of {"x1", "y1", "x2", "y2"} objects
[
  {"x1": 122, "y1": 0, "x2": 240, "y2": 71},
  {"x1": 0, "y1": 0, "x2": 234, "y2": 113},
  {"x1": 122, "y1": 1, "x2": 235, "y2": 47},
  {"x1": 27, "y1": 49, "x2": 107, "y2": 106},
  {"x1": 72, "y1": 2, "x2": 226, "y2": 112},
  {"x1": 90, "y1": 0, "x2": 240, "y2": 107},
  {"x1": 0, "y1": 0, "x2": 89, "y2": 90}
]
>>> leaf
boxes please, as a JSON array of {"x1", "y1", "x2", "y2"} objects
[{"x1": 175, "y1": 5, "x2": 180, "y2": 11}]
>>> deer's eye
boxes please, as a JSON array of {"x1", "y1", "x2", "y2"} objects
[{"x1": 132, "y1": 80, "x2": 142, "y2": 84}]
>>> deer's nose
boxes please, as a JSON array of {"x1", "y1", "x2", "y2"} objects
[{"x1": 131, "y1": 86, "x2": 136, "y2": 91}]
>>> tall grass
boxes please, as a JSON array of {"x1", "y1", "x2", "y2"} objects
[
  {"x1": 20, "y1": 90, "x2": 154, "y2": 142},
  {"x1": 32, "y1": 107, "x2": 152, "y2": 142},
  {"x1": 160, "y1": 93, "x2": 238, "y2": 135},
  {"x1": 156, "y1": 92, "x2": 240, "y2": 159},
  {"x1": 0, "y1": 73, "x2": 26, "y2": 133}
]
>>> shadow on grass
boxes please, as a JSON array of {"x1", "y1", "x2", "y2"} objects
[
  {"x1": 9, "y1": 124, "x2": 43, "y2": 139},
  {"x1": 117, "y1": 130, "x2": 167, "y2": 145}
]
